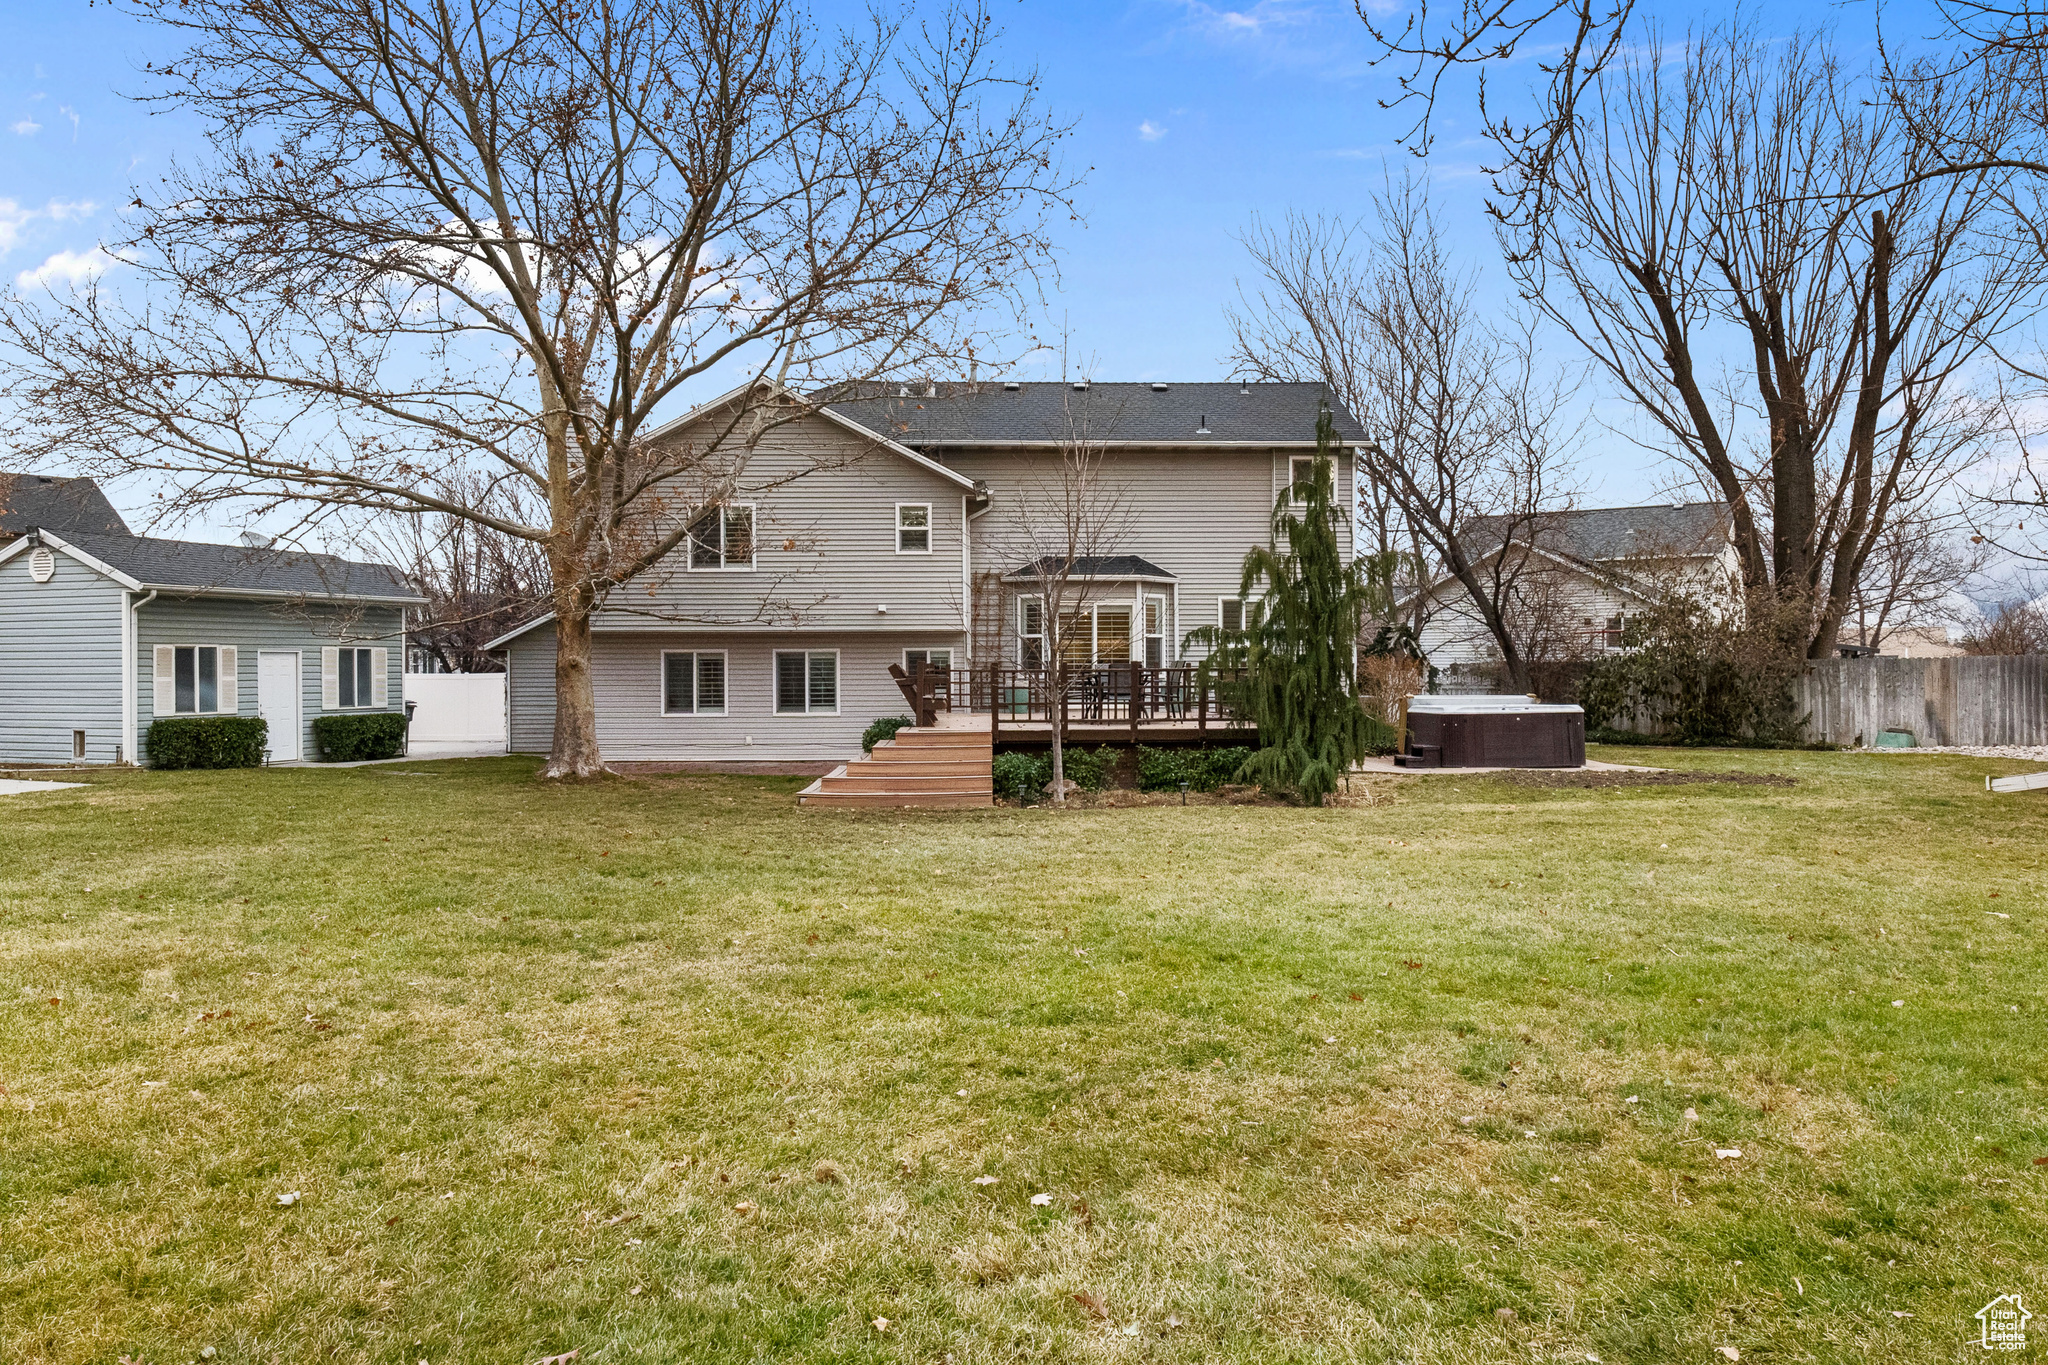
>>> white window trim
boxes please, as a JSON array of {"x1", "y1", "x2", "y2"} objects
[
  {"x1": 687, "y1": 503, "x2": 758, "y2": 573},
  {"x1": 1017, "y1": 595, "x2": 1045, "y2": 668},
  {"x1": 327, "y1": 645, "x2": 389, "y2": 710},
  {"x1": 1287, "y1": 454, "x2": 1341, "y2": 502},
  {"x1": 156, "y1": 644, "x2": 238, "y2": 716},
  {"x1": 659, "y1": 649, "x2": 729, "y2": 716},
  {"x1": 772, "y1": 648, "x2": 841, "y2": 716},
  {"x1": 1143, "y1": 594, "x2": 1168, "y2": 669},
  {"x1": 894, "y1": 502, "x2": 933, "y2": 555}
]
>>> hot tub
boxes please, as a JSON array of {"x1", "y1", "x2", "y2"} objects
[{"x1": 1400, "y1": 694, "x2": 1585, "y2": 769}]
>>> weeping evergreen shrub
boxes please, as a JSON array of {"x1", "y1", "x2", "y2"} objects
[{"x1": 1183, "y1": 404, "x2": 1378, "y2": 806}]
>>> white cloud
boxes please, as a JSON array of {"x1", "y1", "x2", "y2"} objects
[
  {"x1": 1176, "y1": 0, "x2": 1314, "y2": 40},
  {"x1": 0, "y1": 200, "x2": 31, "y2": 253},
  {"x1": 10, "y1": 119, "x2": 39, "y2": 136},
  {"x1": 1138, "y1": 120, "x2": 1168, "y2": 142},
  {"x1": 58, "y1": 105, "x2": 77, "y2": 141},
  {"x1": 0, "y1": 199, "x2": 101, "y2": 257},
  {"x1": 16, "y1": 246, "x2": 128, "y2": 290}
]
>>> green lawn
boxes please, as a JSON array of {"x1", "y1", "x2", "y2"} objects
[{"x1": 3, "y1": 748, "x2": 2044, "y2": 1364}]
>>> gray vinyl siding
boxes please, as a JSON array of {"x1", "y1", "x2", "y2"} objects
[
  {"x1": 135, "y1": 598, "x2": 405, "y2": 763},
  {"x1": 504, "y1": 627, "x2": 965, "y2": 761},
  {"x1": 944, "y1": 446, "x2": 1352, "y2": 662},
  {"x1": 507, "y1": 625, "x2": 558, "y2": 754},
  {"x1": 597, "y1": 410, "x2": 970, "y2": 635},
  {"x1": 0, "y1": 545, "x2": 126, "y2": 763}
]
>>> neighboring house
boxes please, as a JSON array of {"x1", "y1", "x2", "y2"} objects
[
  {"x1": 1403, "y1": 502, "x2": 1737, "y2": 674},
  {"x1": 491, "y1": 380, "x2": 1358, "y2": 761},
  {"x1": 1874, "y1": 624, "x2": 1962, "y2": 659},
  {"x1": 0, "y1": 511, "x2": 422, "y2": 765},
  {"x1": 0, "y1": 472, "x2": 133, "y2": 542}
]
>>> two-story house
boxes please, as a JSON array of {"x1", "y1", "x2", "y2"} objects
[
  {"x1": 1404, "y1": 501, "x2": 1739, "y2": 682},
  {"x1": 491, "y1": 380, "x2": 1358, "y2": 762}
]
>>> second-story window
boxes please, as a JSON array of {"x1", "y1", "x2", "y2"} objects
[
  {"x1": 896, "y1": 503, "x2": 931, "y2": 553},
  {"x1": 689, "y1": 504, "x2": 754, "y2": 570}
]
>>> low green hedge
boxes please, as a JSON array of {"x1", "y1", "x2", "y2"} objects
[
  {"x1": 1136, "y1": 745, "x2": 1253, "y2": 793},
  {"x1": 311, "y1": 712, "x2": 408, "y2": 762},
  {"x1": 146, "y1": 716, "x2": 269, "y2": 770},
  {"x1": 991, "y1": 747, "x2": 1114, "y2": 803},
  {"x1": 862, "y1": 715, "x2": 915, "y2": 752}
]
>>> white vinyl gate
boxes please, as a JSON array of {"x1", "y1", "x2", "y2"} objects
[{"x1": 402, "y1": 673, "x2": 508, "y2": 750}]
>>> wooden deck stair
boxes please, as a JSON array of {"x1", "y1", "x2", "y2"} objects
[{"x1": 797, "y1": 722, "x2": 993, "y2": 809}]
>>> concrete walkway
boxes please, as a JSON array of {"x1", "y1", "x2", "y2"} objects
[
  {"x1": 270, "y1": 742, "x2": 509, "y2": 769},
  {"x1": 1354, "y1": 756, "x2": 1664, "y2": 776},
  {"x1": 0, "y1": 779, "x2": 87, "y2": 795}
]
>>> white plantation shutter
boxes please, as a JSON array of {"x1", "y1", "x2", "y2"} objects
[
  {"x1": 321, "y1": 647, "x2": 340, "y2": 709},
  {"x1": 153, "y1": 645, "x2": 175, "y2": 717},
  {"x1": 370, "y1": 649, "x2": 389, "y2": 707},
  {"x1": 217, "y1": 646, "x2": 238, "y2": 713}
]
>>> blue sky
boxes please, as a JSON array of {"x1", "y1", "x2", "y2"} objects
[{"x1": 0, "y1": 0, "x2": 1949, "y2": 516}]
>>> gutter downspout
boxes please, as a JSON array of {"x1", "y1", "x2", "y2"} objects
[
  {"x1": 123, "y1": 590, "x2": 156, "y2": 765},
  {"x1": 964, "y1": 481, "x2": 992, "y2": 666}
]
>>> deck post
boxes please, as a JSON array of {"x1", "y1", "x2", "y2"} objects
[
  {"x1": 988, "y1": 665, "x2": 999, "y2": 745},
  {"x1": 1199, "y1": 672, "x2": 1208, "y2": 732},
  {"x1": 1130, "y1": 663, "x2": 1144, "y2": 743}
]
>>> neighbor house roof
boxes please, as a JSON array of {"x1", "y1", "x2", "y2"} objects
[
  {"x1": 1003, "y1": 554, "x2": 1178, "y2": 582},
  {"x1": 825, "y1": 381, "x2": 1365, "y2": 449},
  {"x1": 0, "y1": 472, "x2": 132, "y2": 538},
  {"x1": 4, "y1": 527, "x2": 423, "y2": 604},
  {"x1": 1462, "y1": 502, "x2": 1731, "y2": 565}
]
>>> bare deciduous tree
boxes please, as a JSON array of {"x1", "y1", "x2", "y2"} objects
[
  {"x1": 1496, "y1": 24, "x2": 2039, "y2": 658},
  {"x1": 1229, "y1": 179, "x2": 1581, "y2": 693},
  {"x1": 366, "y1": 477, "x2": 550, "y2": 673},
  {"x1": 0, "y1": 0, "x2": 1074, "y2": 777},
  {"x1": 989, "y1": 390, "x2": 1135, "y2": 805},
  {"x1": 1847, "y1": 500, "x2": 1987, "y2": 651}
]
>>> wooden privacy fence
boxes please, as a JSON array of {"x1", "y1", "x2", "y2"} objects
[{"x1": 1798, "y1": 654, "x2": 2048, "y2": 747}]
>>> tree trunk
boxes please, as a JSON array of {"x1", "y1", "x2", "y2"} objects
[
  {"x1": 542, "y1": 589, "x2": 609, "y2": 779},
  {"x1": 1050, "y1": 666, "x2": 1067, "y2": 805}
]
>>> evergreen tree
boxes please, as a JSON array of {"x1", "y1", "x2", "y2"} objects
[{"x1": 1187, "y1": 404, "x2": 1380, "y2": 805}]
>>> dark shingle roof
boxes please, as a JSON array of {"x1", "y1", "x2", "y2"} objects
[
  {"x1": 1003, "y1": 554, "x2": 1177, "y2": 581},
  {"x1": 826, "y1": 381, "x2": 1364, "y2": 448},
  {"x1": 1465, "y1": 502, "x2": 1731, "y2": 564},
  {"x1": 0, "y1": 473, "x2": 132, "y2": 537},
  {"x1": 56, "y1": 529, "x2": 421, "y2": 602}
]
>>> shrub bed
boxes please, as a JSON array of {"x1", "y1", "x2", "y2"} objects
[
  {"x1": 861, "y1": 716, "x2": 914, "y2": 752},
  {"x1": 311, "y1": 713, "x2": 408, "y2": 762},
  {"x1": 991, "y1": 746, "x2": 1115, "y2": 803},
  {"x1": 1136, "y1": 745, "x2": 1254, "y2": 793},
  {"x1": 146, "y1": 716, "x2": 269, "y2": 770}
]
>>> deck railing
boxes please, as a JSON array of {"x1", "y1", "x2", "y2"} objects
[{"x1": 967, "y1": 664, "x2": 1249, "y2": 742}]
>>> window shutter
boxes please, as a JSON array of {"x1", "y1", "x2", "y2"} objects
[
  {"x1": 217, "y1": 647, "x2": 238, "y2": 713},
  {"x1": 321, "y1": 647, "x2": 340, "y2": 709},
  {"x1": 152, "y1": 645, "x2": 175, "y2": 717},
  {"x1": 371, "y1": 649, "x2": 389, "y2": 707}
]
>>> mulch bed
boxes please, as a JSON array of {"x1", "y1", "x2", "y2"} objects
[
  {"x1": 1493, "y1": 769, "x2": 1797, "y2": 789},
  {"x1": 1002, "y1": 783, "x2": 1392, "y2": 809}
]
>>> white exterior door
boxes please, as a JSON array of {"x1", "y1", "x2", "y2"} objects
[{"x1": 258, "y1": 651, "x2": 301, "y2": 762}]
